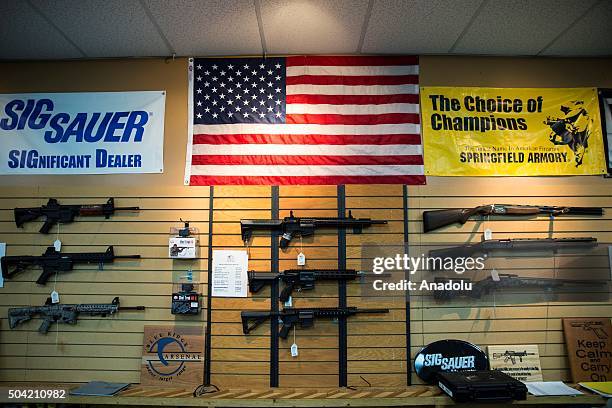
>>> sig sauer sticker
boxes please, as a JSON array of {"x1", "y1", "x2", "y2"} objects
[{"x1": 414, "y1": 339, "x2": 489, "y2": 384}]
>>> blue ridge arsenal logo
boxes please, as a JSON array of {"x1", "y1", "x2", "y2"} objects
[{"x1": 142, "y1": 326, "x2": 204, "y2": 386}]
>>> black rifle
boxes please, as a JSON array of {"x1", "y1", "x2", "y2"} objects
[
  {"x1": 423, "y1": 204, "x2": 603, "y2": 233},
  {"x1": 241, "y1": 210, "x2": 387, "y2": 249},
  {"x1": 570, "y1": 321, "x2": 609, "y2": 339},
  {"x1": 432, "y1": 273, "x2": 605, "y2": 300},
  {"x1": 241, "y1": 307, "x2": 389, "y2": 339},
  {"x1": 492, "y1": 350, "x2": 536, "y2": 365},
  {"x1": 15, "y1": 198, "x2": 140, "y2": 234},
  {"x1": 1, "y1": 246, "x2": 141, "y2": 285},
  {"x1": 8, "y1": 297, "x2": 145, "y2": 334},
  {"x1": 248, "y1": 269, "x2": 361, "y2": 302},
  {"x1": 428, "y1": 237, "x2": 597, "y2": 262}
]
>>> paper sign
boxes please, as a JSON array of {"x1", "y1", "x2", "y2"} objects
[
  {"x1": 488, "y1": 344, "x2": 543, "y2": 382},
  {"x1": 526, "y1": 381, "x2": 582, "y2": 396},
  {"x1": 563, "y1": 318, "x2": 612, "y2": 382},
  {"x1": 0, "y1": 243, "x2": 5, "y2": 288},
  {"x1": 212, "y1": 250, "x2": 248, "y2": 297},
  {"x1": 297, "y1": 252, "x2": 306, "y2": 266}
]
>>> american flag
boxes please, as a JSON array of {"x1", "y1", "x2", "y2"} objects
[{"x1": 185, "y1": 56, "x2": 424, "y2": 185}]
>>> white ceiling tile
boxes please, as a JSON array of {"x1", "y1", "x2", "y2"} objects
[
  {"x1": 145, "y1": 0, "x2": 262, "y2": 56},
  {"x1": 541, "y1": 0, "x2": 612, "y2": 56},
  {"x1": 0, "y1": 1, "x2": 82, "y2": 59},
  {"x1": 260, "y1": 0, "x2": 369, "y2": 54},
  {"x1": 1, "y1": 0, "x2": 610, "y2": 60},
  {"x1": 31, "y1": 0, "x2": 169, "y2": 58},
  {"x1": 453, "y1": 0, "x2": 599, "y2": 55},
  {"x1": 362, "y1": 0, "x2": 482, "y2": 54}
]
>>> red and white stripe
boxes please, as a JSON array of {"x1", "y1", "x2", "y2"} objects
[{"x1": 186, "y1": 56, "x2": 424, "y2": 185}]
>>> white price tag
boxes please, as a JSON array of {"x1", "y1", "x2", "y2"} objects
[
  {"x1": 53, "y1": 239, "x2": 62, "y2": 252},
  {"x1": 484, "y1": 229, "x2": 493, "y2": 241},
  {"x1": 51, "y1": 290, "x2": 60, "y2": 304},
  {"x1": 297, "y1": 252, "x2": 306, "y2": 266},
  {"x1": 491, "y1": 269, "x2": 500, "y2": 281},
  {"x1": 290, "y1": 343, "x2": 299, "y2": 357},
  {"x1": 284, "y1": 296, "x2": 292, "y2": 308}
]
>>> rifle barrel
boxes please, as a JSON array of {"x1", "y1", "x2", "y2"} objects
[
  {"x1": 120, "y1": 306, "x2": 145, "y2": 311},
  {"x1": 114, "y1": 207, "x2": 140, "y2": 211},
  {"x1": 114, "y1": 255, "x2": 141, "y2": 259},
  {"x1": 563, "y1": 207, "x2": 604, "y2": 215},
  {"x1": 355, "y1": 308, "x2": 389, "y2": 314}
]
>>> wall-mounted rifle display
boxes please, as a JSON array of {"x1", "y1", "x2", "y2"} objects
[
  {"x1": 241, "y1": 211, "x2": 387, "y2": 249},
  {"x1": 428, "y1": 237, "x2": 597, "y2": 263},
  {"x1": 8, "y1": 297, "x2": 145, "y2": 334},
  {"x1": 15, "y1": 198, "x2": 140, "y2": 233},
  {"x1": 241, "y1": 307, "x2": 389, "y2": 339},
  {"x1": 248, "y1": 269, "x2": 362, "y2": 302},
  {"x1": 1, "y1": 245, "x2": 141, "y2": 284},
  {"x1": 423, "y1": 204, "x2": 603, "y2": 233},
  {"x1": 432, "y1": 274, "x2": 606, "y2": 300}
]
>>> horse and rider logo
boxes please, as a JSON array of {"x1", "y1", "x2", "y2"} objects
[{"x1": 544, "y1": 100, "x2": 593, "y2": 167}]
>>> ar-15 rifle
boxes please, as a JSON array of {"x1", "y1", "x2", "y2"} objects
[
  {"x1": 1, "y1": 246, "x2": 141, "y2": 285},
  {"x1": 241, "y1": 211, "x2": 387, "y2": 249},
  {"x1": 428, "y1": 237, "x2": 597, "y2": 264},
  {"x1": 570, "y1": 321, "x2": 609, "y2": 339},
  {"x1": 432, "y1": 273, "x2": 605, "y2": 300},
  {"x1": 15, "y1": 198, "x2": 140, "y2": 234},
  {"x1": 423, "y1": 204, "x2": 603, "y2": 233},
  {"x1": 8, "y1": 297, "x2": 145, "y2": 334},
  {"x1": 249, "y1": 269, "x2": 361, "y2": 302},
  {"x1": 492, "y1": 350, "x2": 535, "y2": 365},
  {"x1": 241, "y1": 307, "x2": 389, "y2": 339}
]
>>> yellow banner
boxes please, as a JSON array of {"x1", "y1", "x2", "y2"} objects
[{"x1": 421, "y1": 87, "x2": 607, "y2": 176}]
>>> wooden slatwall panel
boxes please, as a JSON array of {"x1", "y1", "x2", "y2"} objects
[
  {"x1": 345, "y1": 185, "x2": 408, "y2": 387},
  {"x1": 276, "y1": 186, "x2": 340, "y2": 387},
  {"x1": 0, "y1": 189, "x2": 211, "y2": 384},
  {"x1": 406, "y1": 176, "x2": 611, "y2": 384},
  {"x1": 1, "y1": 56, "x2": 612, "y2": 389},
  {"x1": 210, "y1": 186, "x2": 272, "y2": 388},
  {"x1": 0, "y1": 58, "x2": 213, "y2": 385}
]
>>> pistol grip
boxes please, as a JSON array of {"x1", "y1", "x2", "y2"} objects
[
  {"x1": 38, "y1": 319, "x2": 52, "y2": 334},
  {"x1": 279, "y1": 321, "x2": 292, "y2": 339},
  {"x1": 39, "y1": 220, "x2": 56, "y2": 234},
  {"x1": 279, "y1": 283, "x2": 294, "y2": 303},
  {"x1": 36, "y1": 268, "x2": 54, "y2": 285},
  {"x1": 280, "y1": 232, "x2": 292, "y2": 249}
]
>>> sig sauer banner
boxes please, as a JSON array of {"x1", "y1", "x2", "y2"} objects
[
  {"x1": 421, "y1": 87, "x2": 607, "y2": 176},
  {"x1": 0, "y1": 91, "x2": 165, "y2": 174}
]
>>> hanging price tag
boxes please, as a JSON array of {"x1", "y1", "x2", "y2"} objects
[
  {"x1": 484, "y1": 229, "x2": 493, "y2": 241},
  {"x1": 290, "y1": 343, "x2": 299, "y2": 357},
  {"x1": 53, "y1": 239, "x2": 62, "y2": 252},
  {"x1": 51, "y1": 290, "x2": 60, "y2": 304},
  {"x1": 284, "y1": 296, "x2": 292, "y2": 308},
  {"x1": 297, "y1": 252, "x2": 306, "y2": 266},
  {"x1": 491, "y1": 269, "x2": 500, "y2": 281}
]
